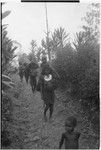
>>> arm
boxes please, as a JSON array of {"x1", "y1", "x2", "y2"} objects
[
  {"x1": 78, "y1": 132, "x2": 80, "y2": 139},
  {"x1": 50, "y1": 65, "x2": 60, "y2": 79},
  {"x1": 36, "y1": 75, "x2": 43, "y2": 92},
  {"x1": 59, "y1": 133, "x2": 65, "y2": 149}
]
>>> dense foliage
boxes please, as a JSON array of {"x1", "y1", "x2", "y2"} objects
[
  {"x1": 51, "y1": 4, "x2": 100, "y2": 133},
  {"x1": 2, "y1": 26, "x2": 17, "y2": 74},
  {"x1": 2, "y1": 4, "x2": 18, "y2": 148}
]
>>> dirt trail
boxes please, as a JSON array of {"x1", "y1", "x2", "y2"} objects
[{"x1": 10, "y1": 74, "x2": 99, "y2": 149}]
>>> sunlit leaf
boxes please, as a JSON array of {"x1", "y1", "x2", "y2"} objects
[{"x1": 2, "y1": 11, "x2": 11, "y2": 19}]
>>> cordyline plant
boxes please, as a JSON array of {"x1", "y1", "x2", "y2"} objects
[
  {"x1": 1, "y1": 74, "x2": 15, "y2": 148},
  {"x1": 2, "y1": 4, "x2": 15, "y2": 94},
  {"x1": 1, "y1": 4, "x2": 17, "y2": 148},
  {"x1": 2, "y1": 74, "x2": 14, "y2": 95}
]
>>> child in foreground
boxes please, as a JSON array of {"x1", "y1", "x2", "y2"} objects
[{"x1": 59, "y1": 116, "x2": 80, "y2": 149}]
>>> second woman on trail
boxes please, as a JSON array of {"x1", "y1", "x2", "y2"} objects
[
  {"x1": 24, "y1": 61, "x2": 39, "y2": 93},
  {"x1": 37, "y1": 56, "x2": 59, "y2": 121}
]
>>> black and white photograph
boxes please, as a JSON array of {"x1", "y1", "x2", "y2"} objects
[
  {"x1": 1, "y1": 1, "x2": 100, "y2": 149},
  {"x1": 21, "y1": 0, "x2": 79, "y2": 2}
]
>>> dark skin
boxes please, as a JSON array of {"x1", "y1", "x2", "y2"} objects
[
  {"x1": 24, "y1": 62, "x2": 39, "y2": 83},
  {"x1": 19, "y1": 67, "x2": 24, "y2": 82},
  {"x1": 59, "y1": 121, "x2": 80, "y2": 149},
  {"x1": 37, "y1": 68, "x2": 55, "y2": 121},
  {"x1": 30, "y1": 75, "x2": 37, "y2": 93},
  {"x1": 41, "y1": 69, "x2": 55, "y2": 121},
  {"x1": 37, "y1": 58, "x2": 59, "y2": 121},
  {"x1": 44, "y1": 103, "x2": 54, "y2": 121}
]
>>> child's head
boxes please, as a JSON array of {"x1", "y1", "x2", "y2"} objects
[{"x1": 65, "y1": 116, "x2": 77, "y2": 132}]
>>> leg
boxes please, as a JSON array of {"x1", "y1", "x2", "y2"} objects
[
  {"x1": 25, "y1": 71, "x2": 29, "y2": 84},
  {"x1": 25, "y1": 75, "x2": 29, "y2": 84},
  {"x1": 30, "y1": 76, "x2": 36, "y2": 93},
  {"x1": 30, "y1": 76, "x2": 34, "y2": 93},
  {"x1": 49, "y1": 92, "x2": 55, "y2": 119},
  {"x1": 31, "y1": 85, "x2": 34, "y2": 93},
  {"x1": 19, "y1": 70, "x2": 23, "y2": 82},
  {"x1": 33, "y1": 78, "x2": 37, "y2": 92},
  {"x1": 24, "y1": 67, "x2": 30, "y2": 84},
  {"x1": 21, "y1": 77, "x2": 23, "y2": 82},
  {"x1": 44, "y1": 104, "x2": 49, "y2": 121},
  {"x1": 49, "y1": 104, "x2": 54, "y2": 119},
  {"x1": 20, "y1": 74, "x2": 23, "y2": 82},
  {"x1": 31, "y1": 83, "x2": 35, "y2": 93}
]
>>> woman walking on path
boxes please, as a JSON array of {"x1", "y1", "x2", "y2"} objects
[{"x1": 37, "y1": 56, "x2": 59, "y2": 121}]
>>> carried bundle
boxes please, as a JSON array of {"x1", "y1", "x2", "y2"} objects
[{"x1": 43, "y1": 74, "x2": 53, "y2": 91}]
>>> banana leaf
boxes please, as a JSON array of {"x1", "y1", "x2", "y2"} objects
[
  {"x1": 2, "y1": 81, "x2": 15, "y2": 90},
  {"x1": 2, "y1": 74, "x2": 12, "y2": 82}
]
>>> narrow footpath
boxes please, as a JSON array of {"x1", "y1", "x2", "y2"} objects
[{"x1": 9, "y1": 74, "x2": 99, "y2": 149}]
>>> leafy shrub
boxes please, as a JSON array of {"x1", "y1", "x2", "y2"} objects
[{"x1": 1, "y1": 74, "x2": 14, "y2": 148}]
